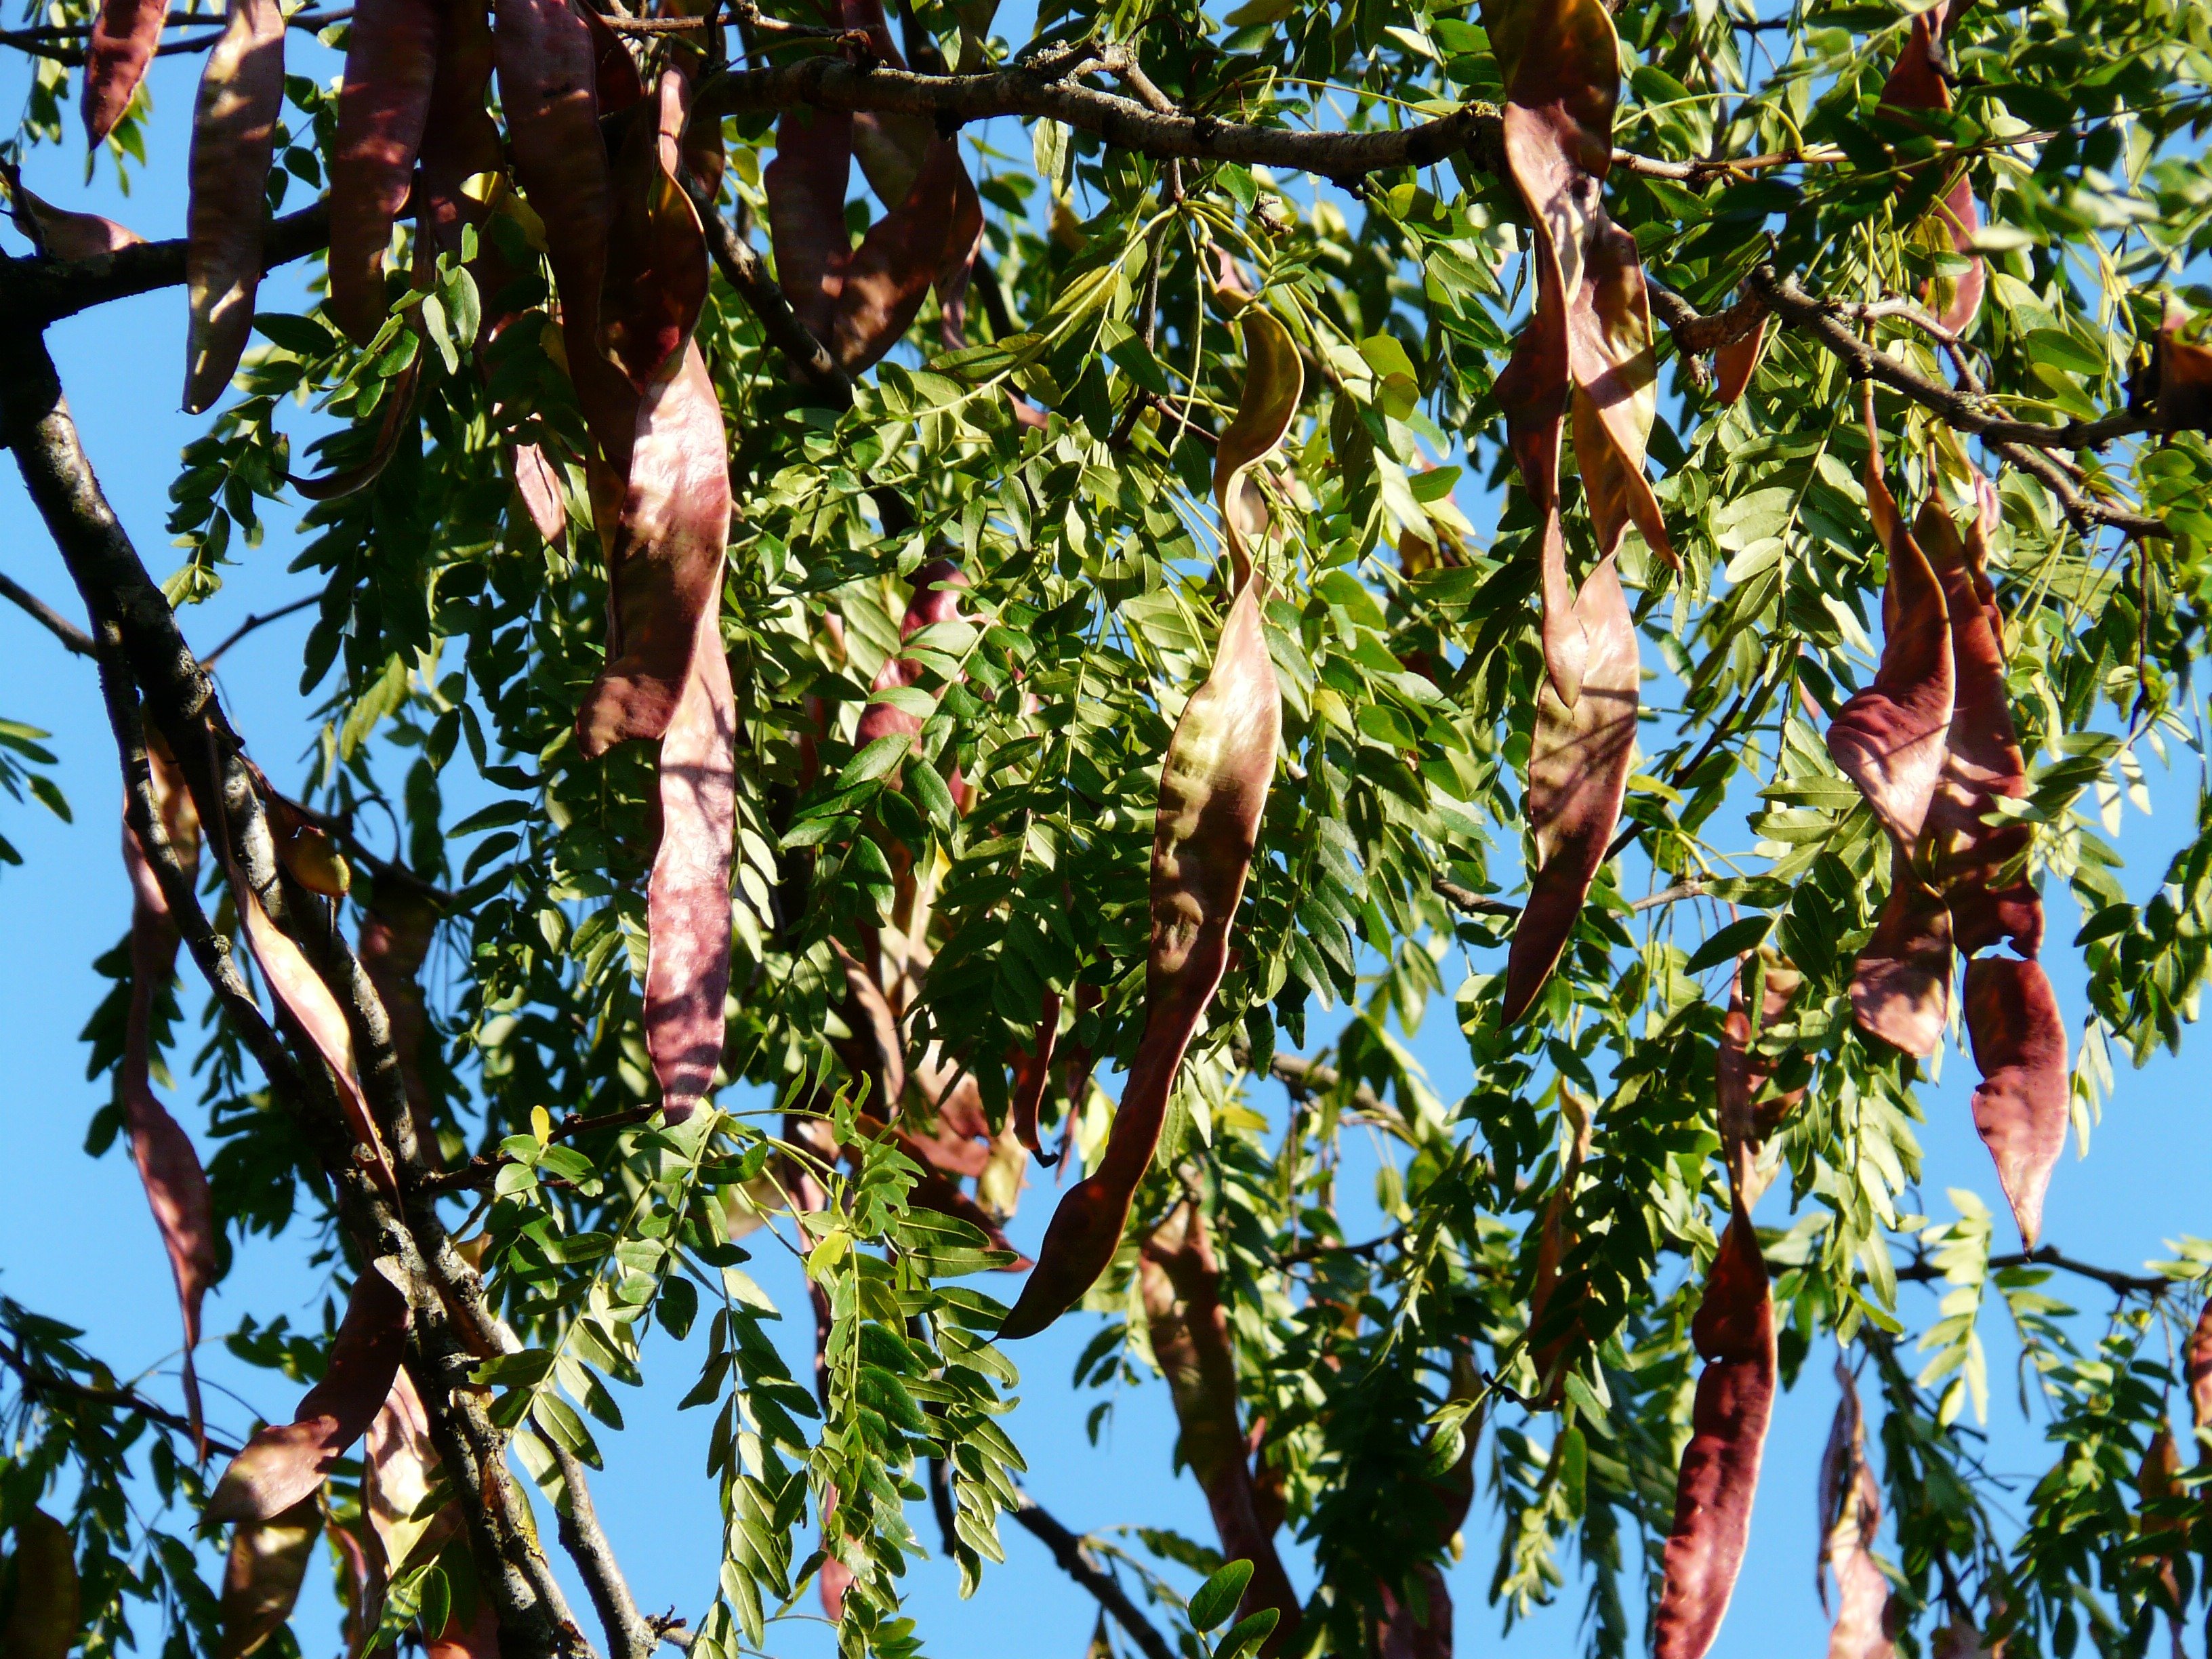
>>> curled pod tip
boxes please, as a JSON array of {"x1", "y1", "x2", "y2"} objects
[{"x1": 1963, "y1": 953, "x2": 2068, "y2": 1248}]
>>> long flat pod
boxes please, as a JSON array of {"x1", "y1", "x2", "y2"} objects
[
  {"x1": 1717, "y1": 954, "x2": 1803, "y2": 1210},
  {"x1": 327, "y1": 0, "x2": 443, "y2": 342},
  {"x1": 1527, "y1": 1088, "x2": 1592, "y2": 1401},
  {"x1": 577, "y1": 340, "x2": 731, "y2": 755},
  {"x1": 764, "y1": 103, "x2": 855, "y2": 345},
  {"x1": 1828, "y1": 413, "x2": 1955, "y2": 851},
  {"x1": 999, "y1": 314, "x2": 1292, "y2": 1340},
  {"x1": 1962, "y1": 954, "x2": 2068, "y2": 1246},
  {"x1": 216, "y1": 1497, "x2": 323, "y2": 1659},
  {"x1": 999, "y1": 578, "x2": 1279, "y2": 1338},
  {"x1": 120, "y1": 740, "x2": 217, "y2": 1452},
  {"x1": 414, "y1": 0, "x2": 504, "y2": 264},
  {"x1": 1879, "y1": 2, "x2": 1984, "y2": 335},
  {"x1": 1818, "y1": 1361, "x2": 1893, "y2": 1659},
  {"x1": 830, "y1": 136, "x2": 982, "y2": 374},
  {"x1": 183, "y1": 0, "x2": 286, "y2": 414},
  {"x1": 207, "y1": 1267, "x2": 411, "y2": 1522},
  {"x1": 11, "y1": 184, "x2": 144, "y2": 260},
  {"x1": 494, "y1": 0, "x2": 635, "y2": 467},
  {"x1": 356, "y1": 884, "x2": 441, "y2": 1158},
  {"x1": 1852, "y1": 840, "x2": 1954, "y2": 1058},
  {"x1": 599, "y1": 68, "x2": 710, "y2": 392},
  {"x1": 648, "y1": 604, "x2": 736, "y2": 1124},
  {"x1": 1139, "y1": 1202, "x2": 1301, "y2": 1652},
  {"x1": 1653, "y1": 1201, "x2": 1775, "y2": 1659},
  {"x1": 1, "y1": 1511, "x2": 77, "y2": 1659},
  {"x1": 83, "y1": 0, "x2": 165, "y2": 144}
]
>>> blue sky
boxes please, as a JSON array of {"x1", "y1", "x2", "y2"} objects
[{"x1": 3, "y1": 23, "x2": 2211, "y2": 1659}]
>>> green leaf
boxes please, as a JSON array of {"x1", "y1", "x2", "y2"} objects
[
  {"x1": 1684, "y1": 915, "x2": 1773, "y2": 977},
  {"x1": 1216, "y1": 1607, "x2": 1282, "y2": 1659},
  {"x1": 1189, "y1": 1559, "x2": 1254, "y2": 1633}
]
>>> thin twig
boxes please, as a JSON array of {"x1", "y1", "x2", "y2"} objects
[
  {"x1": 0, "y1": 1337, "x2": 241, "y2": 1456},
  {"x1": 201, "y1": 592, "x2": 321, "y2": 666},
  {"x1": 0, "y1": 569, "x2": 92, "y2": 655},
  {"x1": 547, "y1": 1434, "x2": 656, "y2": 1659},
  {"x1": 1011, "y1": 1498, "x2": 1178, "y2": 1659},
  {"x1": 419, "y1": 1103, "x2": 663, "y2": 1195},
  {"x1": 1896, "y1": 1244, "x2": 2169, "y2": 1298}
]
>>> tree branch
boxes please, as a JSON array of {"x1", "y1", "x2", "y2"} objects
[
  {"x1": 0, "y1": 568, "x2": 92, "y2": 655},
  {"x1": 690, "y1": 56, "x2": 1501, "y2": 184},
  {"x1": 417, "y1": 1103, "x2": 663, "y2": 1195},
  {"x1": 3, "y1": 201, "x2": 330, "y2": 327},
  {"x1": 0, "y1": 1336, "x2": 241, "y2": 1457},
  {"x1": 674, "y1": 165, "x2": 852, "y2": 407},
  {"x1": 1896, "y1": 1244, "x2": 2169, "y2": 1298},
  {"x1": 547, "y1": 1434, "x2": 656, "y2": 1659},
  {"x1": 0, "y1": 322, "x2": 586, "y2": 1659},
  {"x1": 1011, "y1": 1498, "x2": 1179, "y2": 1659},
  {"x1": 201, "y1": 592, "x2": 321, "y2": 666}
]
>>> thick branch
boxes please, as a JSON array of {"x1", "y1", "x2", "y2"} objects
[
  {"x1": 4, "y1": 201, "x2": 330, "y2": 327},
  {"x1": 0, "y1": 568, "x2": 93, "y2": 654},
  {"x1": 691, "y1": 56, "x2": 1500, "y2": 183},
  {"x1": 1011, "y1": 1498, "x2": 1178, "y2": 1659}
]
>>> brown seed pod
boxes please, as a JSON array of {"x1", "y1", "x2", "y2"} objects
[
  {"x1": 182, "y1": 0, "x2": 286, "y2": 415},
  {"x1": 1962, "y1": 954, "x2": 2068, "y2": 1247},
  {"x1": 327, "y1": 0, "x2": 444, "y2": 343},
  {"x1": 217, "y1": 1497, "x2": 323, "y2": 1659}
]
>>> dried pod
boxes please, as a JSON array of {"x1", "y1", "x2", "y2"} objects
[
  {"x1": 183, "y1": 0, "x2": 287, "y2": 414},
  {"x1": 598, "y1": 67, "x2": 710, "y2": 391},
  {"x1": 206, "y1": 1267, "x2": 411, "y2": 1523},
  {"x1": 1878, "y1": 2, "x2": 1984, "y2": 335},
  {"x1": 357, "y1": 883, "x2": 442, "y2": 1160},
  {"x1": 1818, "y1": 1361, "x2": 1893, "y2": 1659},
  {"x1": 2137, "y1": 1426, "x2": 2186, "y2": 1645},
  {"x1": 1829, "y1": 414, "x2": 1955, "y2": 851},
  {"x1": 2186, "y1": 1301, "x2": 2212, "y2": 1452},
  {"x1": 853, "y1": 558, "x2": 968, "y2": 754},
  {"x1": 1527, "y1": 1089, "x2": 1593, "y2": 1402},
  {"x1": 1962, "y1": 954, "x2": 2067, "y2": 1246},
  {"x1": 1212, "y1": 303, "x2": 1305, "y2": 585},
  {"x1": 364, "y1": 1367, "x2": 453, "y2": 1576},
  {"x1": 1718, "y1": 954, "x2": 1803, "y2": 1209},
  {"x1": 1, "y1": 1510, "x2": 79, "y2": 1659},
  {"x1": 999, "y1": 579, "x2": 1279, "y2": 1338},
  {"x1": 1010, "y1": 988, "x2": 1063, "y2": 1162},
  {"x1": 217, "y1": 1497, "x2": 323, "y2": 1659},
  {"x1": 120, "y1": 739, "x2": 218, "y2": 1454},
  {"x1": 327, "y1": 0, "x2": 443, "y2": 342},
  {"x1": 764, "y1": 104, "x2": 855, "y2": 345},
  {"x1": 511, "y1": 443, "x2": 570, "y2": 548},
  {"x1": 2145, "y1": 301, "x2": 2212, "y2": 432},
  {"x1": 232, "y1": 874, "x2": 396, "y2": 1189},
  {"x1": 288, "y1": 362, "x2": 422, "y2": 500},
  {"x1": 830, "y1": 136, "x2": 982, "y2": 373},
  {"x1": 1713, "y1": 316, "x2": 1769, "y2": 406},
  {"x1": 1917, "y1": 501, "x2": 2037, "y2": 959},
  {"x1": 1652, "y1": 1204, "x2": 1775, "y2": 1659},
  {"x1": 1140, "y1": 1201, "x2": 1300, "y2": 1653},
  {"x1": 494, "y1": 0, "x2": 635, "y2": 466},
  {"x1": 9, "y1": 184, "x2": 144, "y2": 260},
  {"x1": 426, "y1": 1604, "x2": 502, "y2": 1659},
  {"x1": 83, "y1": 0, "x2": 165, "y2": 145},
  {"x1": 413, "y1": 0, "x2": 504, "y2": 265},
  {"x1": 644, "y1": 600, "x2": 735, "y2": 1124}
]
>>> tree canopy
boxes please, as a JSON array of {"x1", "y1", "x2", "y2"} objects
[{"x1": 1, "y1": 0, "x2": 2211, "y2": 1655}]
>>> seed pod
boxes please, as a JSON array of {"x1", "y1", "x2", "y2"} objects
[
  {"x1": 577, "y1": 340, "x2": 731, "y2": 756},
  {"x1": 1010, "y1": 988, "x2": 1062, "y2": 1161},
  {"x1": 1, "y1": 1510, "x2": 79, "y2": 1659},
  {"x1": 365, "y1": 1367, "x2": 453, "y2": 1575},
  {"x1": 183, "y1": 0, "x2": 287, "y2": 415},
  {"x1": 83, "y1": 0, "x2": 165, "y2": 146},
  {"x1": 1502, "y1": 552, "x2": 1638, "y2": 1025},
  {"x1": 853, "y1": 558, "x2": 968, "y2": 753},
  {"x1": 327, "y1": 0, "x2": 443, "y2": 343},
  {"x1": 231, "y1": 870, "x2": 396, "y2": 1189},
  {"x1": 9, "y1": 183, "x2": 144, "y2": 260},
  {"x1": 357, "y1": 883, "x2": 443, "y2": 1161},
  {"x1": 426, "y1": 1603, "x2": 501, "y2": 1659},
  {"x1": 1653, "y1": 1202, "x2": 1775, "y2": 1659},
  {"x1": 260, "y1": 784, "x2": 352, "y2": 894},
  {"x1": 1713, "y1": 316, "x2": 1768, "y2": 406},
  {"x1": 578, "y1": 1, "x2": 642, "y2": 112},
  {"x1": 2137, "y1": 1426, "x2": 2186, "y2": 1643},
  {"x1": 494, "y1": 0, "x2": 635, "y2": 466},
  {"x1": 1917, "y1": 500, "x2": 2037, "y2": 958},
  {"x1": 207, "y1": 1267, "x2": 411, "y2": 1523},
  {"x1": 288, "y1": 363, "x2": 422, "y2": 500},
  {"x1": 1718, "y1": 954, "x2": 1803, "y2": 1210},
  {"x1": 121, "y1": 739, "x2": 218, "y2": 1456},
  {"x1": 1212, "y1": 303, "x2": 1303, "y2": 587},
  {"x1": 2144, "y1": 301, "x2": 2212, "y2": 432},
  {"x1": 1829, "y1": 412, "x2": 1956, "y2": 851},
  {"x1": 599, "y1": 68, "x2": 710, "y2": 392},
  {"x1": 1878, "y1": 3, "x2": 1983, "y2": 335},
  {"x1": 1817, "y1": 1361, "x2": 1893, "y2": 1659},
  {"x1": 645, "y1": 600, "x2": 735, "y2": 1125},
  {"x1": 764, "y1": 104, "x2": 855, "y2": 345},
  {"x1": 1527, "y1": 1088, "x2": 1593, "y2": 1403},
  {"x1": 511, "y1": 443, "x2": 570, "y2": 548},
  {"x1": 414, "y1": 0, "x2": 504, "y2": 264},
  {"x1": 999, "y1": 579, "x2": 1279, "y2": 1338},
  {"x1": 2186, "y1": 1301, "x2": 2212, "y2": 1453},
  {"x1": 1962, "y1": 954, "x2": 2067, "y2": 1246},
  {"x1": 1140, "y1": 1201, "x2": 1301, "y2": 1653},
  {"x1": 217, "y1": 1496, "x2": 323, "y2": 1659},
  {"x1": 830, "y1": 136, "x2": 982, "y2": 373}
]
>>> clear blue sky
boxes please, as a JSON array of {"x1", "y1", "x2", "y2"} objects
[{"x1": 3, "y1": 30, "x2": 2211, "y2": 1659}]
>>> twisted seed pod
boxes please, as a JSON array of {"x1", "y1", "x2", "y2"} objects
[
  {"x1": 206, "y1": 1268, "x2": 411, "y2": 1523},
  {"x1": 998, "y1": 315, "x2": 1292, "y2": 1340},
  {"x1": 1653, "y1": 1203, "x2": 1775, "y2": 1659},
  {"x1": 1718, "y1": 954, "x2": 1803, "y2": 1210},
  {"x1": 764, "y1": 103, "x2": 854, "y2": 344},
  {"x1": 598, "y1": 67, "x2": 709, "y2": 392},
  {"x1": 1817, "y1": 1361, "x2": 1893, "y2": 1659},
  {"x1": 1527, "y1": 1089, "x2": 1593, "y2": 1402},
  {"x1": 119, "y1": 736, "x2": 216, "y2": 1454},
  {"x1": 415, "y1": 0, "x2": 504, "y2": 264},
  {"x1": 327, "y1": 0, "x2": 443, "y2": 342},
  {"x1": 183, "y1": 0, "x2": 286, "y2": 414}
]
